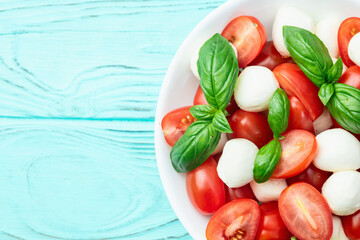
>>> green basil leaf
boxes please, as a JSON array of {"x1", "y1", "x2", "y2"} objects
[
  {"x1": 291, "y1": 237, "x2": 298, "y2": 240},
  {"x1": 198, "y1": 33, "x2": 239, "y2": 110},
  {"x1": 190, "y1": 105, "x2": 217, "y2": 120},
  {"x1": 283, "y1": 26, "x2": 333, "y2": 87},
  {"x1": 170, "y1": 120, "x2": 221, "y2": 173},
  {"x1": 318, "y1": 83, "x2": 335, "y2": 106},
  {"x1": 327, "y1": 83, "x2": 360, "y2": 134},
  {"x1": 212, "y1": 110, "x2": 232, "y2": 133},
  {"x1": 326, "y1": 57, "x2": 343, "y2": 84},
  {"x1": 268, "y1": 88, "x2": 290, "y2": 137},
  {"x1": 253, "y1": 140, "x2": 282, "y2": 183}
]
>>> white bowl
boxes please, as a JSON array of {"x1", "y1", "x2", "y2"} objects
[{"x1": 154, "y1": 0, "x2": 360, "y2": 239}]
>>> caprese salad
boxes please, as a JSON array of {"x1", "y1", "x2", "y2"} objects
[{"x1": 161, "y1": 5, "x2": 360, "y2": 240}]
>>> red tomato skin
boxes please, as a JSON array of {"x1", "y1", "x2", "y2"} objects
[
  {"x1": 338, "y1": 17, "x2": 360, "y2": 67},
  {"x1": 186, "y1": 157, "x2": 225, "y2": 215},
  {"x1": 206, "y1": 199, "x2": 261, "y2": 240},
  {"x1": 287, "y1": 96, "x2": 314, "y2": 134},
  {"x1": 255, "y1": 202, "x2": 292, "y2": 240},
  {"x1": 228, "y1": 109, "x2": 273, "y2": 148},
  {"x1": 161, "y1": 106, "x2": 195, "y2": 146},
  {"x1": 278, "y1": 183, "x2": 333, "y2": 240},
  {"x1": 272, "y1": 130, "x2": 317, "y2": 179},
  {"x1": 225, "y1": 184, "x2": 257, "y2": 202},
  {"x1": 273, "y1": 63, "x2": 323, "y2": 121},
  {"x1": 248, "y1": 41, "x2": 294, "y2": 70},
  {"x1": 342, "y1": 210, "x2": 360, "y2": 240},
  {"x1": 221, "y1": 16, "x2": 267, "y2": 68},
  {"x1": 286, "y1": 164, "x2": 332, "y2": 192},
  {"x1": 193, "y1": 85, "x2": 238, "y2": 115}
]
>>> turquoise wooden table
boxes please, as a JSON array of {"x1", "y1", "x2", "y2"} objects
[{"x1": 0, "y1": 0, "x2": 226, "y2": 239}]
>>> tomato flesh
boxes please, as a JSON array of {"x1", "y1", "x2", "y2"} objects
[
  {"x1": 225, "y1": 184, "x2": 257, "y2": 202},
  {"x1": 186, "y1": 157, "x2": 225, "y2": 215},
  {"x1": 338, "y1": 17, "x2": 360, "y2": 67},
  {"x1": 161, "y1": 106, "x2": 195, "y2": 146},
  {"x1": 255, "y1": 202, "x2": 292, "y2": 240},
  {"x1": 272, "y1": 130, "x2": 317, "y2": 179},
  {"x1": 342, "y1": 210, "x2": 360, "y2": 240},
  {"x1": 248, "y1": 41, "x2": 294, "y2": 70},
  {"x1": 287, "y1": 96, "x2": 314, "y2": 133},
  {"x1": 222, "y1": 16, "x2": 267, "y2": 68},
  {"x1": 206, "y1": 199, "x2": 260, "y2": 240},
  {"x1": 273, "y1": 63, "x2": 323, "y2": 121},
  {"x1": 278, "y1": 183, "x2": 333, "y2": 240},
  {"x1": 229, "y1": 109, "x2": 273, "y2": 148},
  {"x1": 286, "y1": 164, "x2": 332, "y2": 192}
]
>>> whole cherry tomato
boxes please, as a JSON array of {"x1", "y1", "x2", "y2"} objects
[
  {"x1": 225, "y1": 184, "x2": 257, "y2": 202},
  {"x1": 342, "y1": 209, "x2": 360, "y2": 240},
  {"x1": 287, "y1": 96, "x2": 314, "y2": 133}
]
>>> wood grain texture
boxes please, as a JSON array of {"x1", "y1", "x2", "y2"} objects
[{"x1": 0, "y1": 0, "x2": 225, "y2": 239}]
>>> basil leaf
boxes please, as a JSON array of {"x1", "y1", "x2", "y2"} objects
[
  {"x1": 283, "y1": 26, "x2": 333, "y2": 87},
  {"x1": 319, "y1": 83, "x2": 335, "y2": 106},
  {"x1": 253, "y1": 140, "x2": 282, "y2": 183},
  {"x1": 327, "y1": 83, "x2": 360, "y2": 134},
  {"x1": 170, "y1": 120, "x2": 221, "y2": 172},
  {"x1": 198, "y1": 33, "x2": 239, "y2": 110},
  {"x1": 190, "y1": 105, "x2": 217, "y2": 120},
  {"x1": 212, "y1": 110, "x2": 232, "y2": 133},
  {"x1": 291, "y1": 237, "x2": 298, "y2": 240},
  {"x1": 268, "y1": 88, "x2": 290, "y2": 138},
  {"x1": 326, "y1": 57, "x2": 343, "y2": 84}
]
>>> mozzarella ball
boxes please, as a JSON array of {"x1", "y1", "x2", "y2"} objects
[
  {"x1": 212, "y1": 132, "x2": 228, "y2": 155},
  {"x1": 313, "y1": 108, "x2": 333, "y2": 135},
  {"x1": 322, "y1": 171, "x2": 360, "y2": 216},
  {"x1": 217, "y1": 139, "x2": 259, "y2": 188},
  {"x1": 314, "y1": 128, "x2": 360, "y2": 172},
  {"x1": 234, "y1": 66, "x2": 279, "y2": 112},
  {"x1": 331, "y1": 57, "x2": 347, "y2": 74},
  {"x1": 250, "y1": 179, "x2": 287, "y2": 202},
  {"x1": 191, "y1": 42, "x2": 237, "y2": 80},
  {"x1": 330, "y1": 215, "x2": 349, "y2": 240},
  {"x1": 316, "y1": 18, "x2": 342, "y2": 58},
  {"x1": 272, "y1": 6, "x2": 315, "y2": 57},
  {"x1": 348, "y1": 32, "x2": 360, "y2": 67}
]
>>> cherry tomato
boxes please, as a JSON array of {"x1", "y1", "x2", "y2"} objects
[
  {"x1": 255, "y1": 202, "x2": 292, "y2": 240},
  {"x1": 338, "y1": 17, "x2": 360, "y2": 67},
  {"x1": 272, "y1": 130, "x2": 317, "y2": 179},
  {"x1": 342, "y1": 210, "x2": 360, "y2": 240},
  {"x1": 186, "y1": 157, "x2": 225, "y2": 215},
  {"x1": 225, "y1": 184, "x2": 257, "y2": 202},
  {"x1": 273, "y1": 63, "x2": 323, "y2": 121},
  {"x1": 222, "y1": 16, "x2": 267, "y2": 68},
  {"x1": 161, "y1": 106, "x2": 195, "y2": 146},
  {"x1": 228, "y1": 109, "x2": 273, "y2": 148},
  {"x1": 193, "y1": 85, "x2": 239, "y2": 115},
  {"x1": 248, "y1": 41, "x2": 294, "y2": 70},
  {"x1": 206, "y1": 199, "x2": 260, "y2": 240},
  {"x1": 287, "y1": 96, "x2": 314, "y2": 133},
  {"x1": 332, "y1": 65, "x2": 360, "y2": 140},
  {"x1": 278, "y1": 183, "x2": 333, "y2": 240},
  {"x1": 286, "y1": 164, "x2": 332, "y2": 192}
]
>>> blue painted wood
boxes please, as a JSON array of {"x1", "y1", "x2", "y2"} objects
[{"x1": 0, "y1": 0, "x2": 225, "y2": 239}]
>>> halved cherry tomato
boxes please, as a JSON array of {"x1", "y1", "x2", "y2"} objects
[
  {"x1": 221, "y1": 16, "x2": 267, "y2": 68},
  {"x1": 186, "y1": 157, "x2": 225, "y2": 215},
  {"x1": 273, "y1": 63, "x2": 323, "y2": 121},
  {"x1": 228, "y1": 109, "x2": 273, "y2": 148},
  {"x1": 248, "y1": 41, "x2": 294, "y2": 70},
  {"x1": 278, "y1": 183, "x2": 333, "y2": 240},
  {"x1": 286, "y1": 164, "x2": 332, "y2": 192},
  {"x1": 225, "y1": 184, "x2": 257, "y2": 202},
  {"x1": 193, "y1": 85, "x2": 238, "y2": 115},
  {"x1": 342, "y1": 209, "x2": 360, "y2": 240},
  {"x1": 272, "y1": 130, "x2": 317, "y2": 179},
  {"x1": 338, "y1": 17, "x2": 360, "y2": 67},
  {"x1": 255, "y1": 202, "x2": 292, "y2": 240},
  {"x1": 161, "y1": 106, "x2": 195, "y2": 146},
  {"x1": 206, "y1": 199, "x2": 260, "y2": 240},
  {"x1": 287, "y1": 96, "x2": 314, "y2": 133}
]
